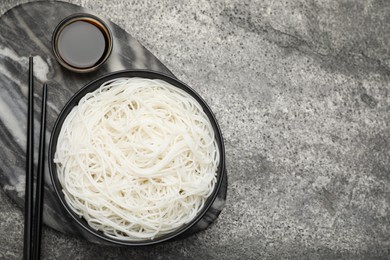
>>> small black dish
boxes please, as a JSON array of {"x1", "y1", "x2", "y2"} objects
[
  {"x1": 52, "y1": 13, "x2": 113, "y2": 73},
  {"x1": 48, "y1": 70, "x2": 226, "y2": 246}
]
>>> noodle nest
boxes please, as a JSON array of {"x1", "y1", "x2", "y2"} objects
[{"x1": 54, "y1": 77, "x2": 219, "y2": 240}]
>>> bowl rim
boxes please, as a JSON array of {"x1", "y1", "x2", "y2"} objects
[{"x1": 48, "y1": 69, "x2": 226, "y2": 246}]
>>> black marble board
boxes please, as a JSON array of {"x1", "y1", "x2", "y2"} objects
[{"x1": 0, "y1": 1, "x2": 227, "y2": 245}]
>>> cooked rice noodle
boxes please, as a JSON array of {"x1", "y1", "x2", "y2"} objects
[{"x1": 54, "y1": 77, "x2": 219, "y2": 240}]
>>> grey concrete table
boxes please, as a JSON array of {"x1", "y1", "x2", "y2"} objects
[{"x1": 1, "y1": 0, "x2": 389, "y2": 259}]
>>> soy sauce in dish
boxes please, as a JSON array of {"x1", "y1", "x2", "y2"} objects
[{"x1": 57, "y1": 20, "x2": 109, "y2": 69}]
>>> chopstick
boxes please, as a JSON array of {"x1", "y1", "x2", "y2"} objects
[
  {"x1": 32, "y1": 83, "x2": 47, "y2": 260},
  {"x1": 23, "y1": 57, "x2": 47, "y2": 260},
  {"x1": 23, "y1": 57, "x2": 34, "y2": 260}
]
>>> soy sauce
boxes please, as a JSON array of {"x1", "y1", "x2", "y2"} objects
[{"x1": 57, "y1": 20, "x2": 109, "y2": 69}]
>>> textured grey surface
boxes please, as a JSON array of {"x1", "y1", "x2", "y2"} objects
[{"x1": 0, "y1": 0, "x2": 389, "y2": 259}]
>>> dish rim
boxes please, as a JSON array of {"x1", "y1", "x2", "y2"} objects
[{"x1": 51, "y1": 13, "x2": 113, "y2": 73}]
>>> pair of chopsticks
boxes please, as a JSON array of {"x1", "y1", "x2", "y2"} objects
[{"x1": 23, "y1": 57, "x2": 47, "y2": 260}]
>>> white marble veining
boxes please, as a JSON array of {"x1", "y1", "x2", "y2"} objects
[
  {"x1": 3, "y1": 175, "x2": 25, "y2": 198},
  {"x1": 33, "y1": 55, "x2": 49, "y2": 82}
]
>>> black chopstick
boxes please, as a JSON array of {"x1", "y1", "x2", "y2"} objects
[
  {"x1": 23, "y1": 57, "x2": 34, "y2": 260},
  {"x1": 23, "y1": 58, "x2": 47, "y2": 260},
  {"x1": 32, "y1": 83, "x2": 47, "y2": 260}
]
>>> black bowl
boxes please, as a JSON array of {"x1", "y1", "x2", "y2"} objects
[{"x1": 48, "y1": 70, "x2": 226, "y2": 246}]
